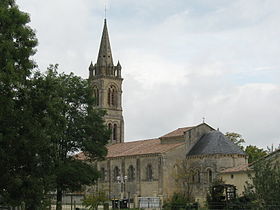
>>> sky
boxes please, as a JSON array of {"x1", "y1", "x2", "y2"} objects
[{"x1": 17, "y1": 0, "x2": 280, "y2": 149}]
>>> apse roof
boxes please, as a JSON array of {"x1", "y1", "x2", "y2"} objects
[{"x1": 187, "y1": 130, "x2": 246, "y2": 156}]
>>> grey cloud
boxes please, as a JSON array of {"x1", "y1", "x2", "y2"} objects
[{"x1": 17, "y1": 0, "x2": 280, "y2": 149}]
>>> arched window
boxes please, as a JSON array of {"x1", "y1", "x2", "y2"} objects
[
  {"x1": 127, "y1": 165, "x2": 135, "y2": 182},
  {"x1": 113, "y1": 166, "x2": 120, "y2": 182},
  {"x1": 146, "y1": 164, "x2": 153, "y2": 181},
  {"x1": 100, "y1": 167, "x2": 106, "y2": 182},
  {"x1": 207, "y1": 169, "x2": 213, "y2": 183},
  {"x1": 113, "y1": 124, "x2": 117, "y2": 141},
  {"x1": 107, "y1": 89, "x2": 111, "y2": 105},
  {"x1": 108, "y1": 123, "x2": 113, "y2": 141},
  {"x1": 93, "y1": 86, "x2": 99, "y2": 106},
  {"x1": 191, "y1": 170, "x2": 195, "y2": 183},
  {"x1": 196, "y1": 169, "x2": 200, "y2": 183},
  {"x1": 107, "y1": 85, "x2": 117, "y2": 107}
]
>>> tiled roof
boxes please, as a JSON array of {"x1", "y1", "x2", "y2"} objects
[
  {"x1": 107, "y1": 138, "x2": 184, "y2": 158},
  {"x1": 220, "y1": 163, "x2": 251, "y2": 173},
  {"x1": 160, "y1": 127, "x2": 194, "y2": 138},
  {"x1": 75, "y1": 138, "x2": 185, "y2": 160},
  {"x1": 187, "y1": 131, "x2": 246, "y2": 156},
  {"x1": 74, "y1": 152, "x2": 88, "y2": 160}
]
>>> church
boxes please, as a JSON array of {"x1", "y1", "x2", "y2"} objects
[{"x1": 76, "y1": 19, "x2": 248, "y2": 205}]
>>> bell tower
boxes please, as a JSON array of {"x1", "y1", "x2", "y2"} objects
[{"x1": 89, "y1": 19, "x2": 124, "y2": 144}]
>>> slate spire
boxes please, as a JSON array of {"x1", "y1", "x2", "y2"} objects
[{"x1": 97, "y1": 19, "x2": 114, "y2": 67}]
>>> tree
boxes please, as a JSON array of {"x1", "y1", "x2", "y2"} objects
[
  {"x1": 83, "y1": 191, "x2": 107, "y2": 210},
  {"x1": 173, "y1": 160, "x2": 195, "y2": 202},
  {"x1": 0, "y1": 1, "x2": 109, "y2": 209},
  {"x1": 225, "y1": 132, "x2": 245, "y2": 150},
  {"x1": 245, "y1": 145, "x2": 267, "y2": 163},
  {"x1": 0, "y1": 0, "x2": 48, "y2": 208},
  {"x1": 244, "y1": 158, "x2": 280, "y2": 207},
  {"x1": 36, "y1": 66, "x2": 110, "y2": 210}
]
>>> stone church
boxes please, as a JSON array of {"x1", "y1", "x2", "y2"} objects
[{"x1": 76, "y1": 19, "x2": 247, "y2": 204}]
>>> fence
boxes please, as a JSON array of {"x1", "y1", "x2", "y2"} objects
[{"x1": 139, "y1": 197, "x2": 161, "y2": 209}]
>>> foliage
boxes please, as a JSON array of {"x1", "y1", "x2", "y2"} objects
[
  {"x1": 225, "y1": 132, "x2": 245, "y2": 150},
  {"x1": 0, "y1": 0, "x2": 50, "y2": 209},
  {"x1": 225, "y1": 132, "x2": 268, "y2": 163},
  {"x1": 83, "y1": 191, "x2": 107, "y2": 210},
  {"x1": 172, "y1": 160, "x2": 195, "y2": 202},
  {"x1": 245, "y1": 145, "x2": 267, "y2": 163},
  {"x1": 244, "y1": 159, "x2": 280, "y2": 207},
  {"x1": 163, "y1": 193, "x2": 197, "y2": 210},
  {"x1": 0, "y1": 1, "x2": 110, "y2": 209},
  {"x1": 206, "y1": 179, "x2": 228, "y2": 209},
  {"x1": 32, "y1": 66, "x2": 110, "y2": 210}
]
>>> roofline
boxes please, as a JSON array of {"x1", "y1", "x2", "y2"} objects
[
  {"x1": 107, "y1": 152, "x2": 162, "y2": 159},
  {"x1": 182, "y1": 122, "x2": 215, "y2": 136},
  {"x1": 106, "y1": 142, "x2": 185, "y2": 159},
  {"x1": 186, "y1": 153, "x2": 246, "y2": 158}
]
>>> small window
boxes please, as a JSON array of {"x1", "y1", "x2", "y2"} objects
[
  {"x1": 231, "y1": 174, "x2": 234, "y2": 179},
  {"x1": 127, "y1": 165, "x2": 135, "y2": 182},
  {"x1": 108, "y1": 123, "x2": 113, "y2": 141},
  {"x1": 113, "y1": 124, "x2": 117, "y2": 141},
  {"x1": 93, "y1": 86, "x2": 99, "y2": 106},
  {"x1": 108, "y1": 85, "x2": 117, "y2": 107},
  {"x1": 146, "y1": 164, "x2": 153, "y2": 181},
  {"x1": 196, "y1": 170, "x2": 200, "y2": 183},
  {"x1": 100, "y1": 167, "x2": 106, "y2": 182},
  {"x1": 113, "y1": 166, "x2": 120, "y2": 182},
  {"x1": 207, "y1": 169, "x2": 213, "y2": 183}
]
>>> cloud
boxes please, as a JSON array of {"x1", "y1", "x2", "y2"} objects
[{"x1": 17, "y1": 0, "x2": 280, "y2": 149}]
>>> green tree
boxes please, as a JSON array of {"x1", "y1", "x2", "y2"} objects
[
  {"x1": 244, "y1": 158, "x2": 280, "y2": 207},
  {"x1": 83, "y1": 191, "x2": 107, "y2": 210},
  {"x1": 245, "y1": 145, "x2": 267, "y2": 163},
  {"x1": 36, "y1": 66, "x2": 110, "y2": 210},
  {"x1": 225, "y1": 132, "x2": 245, "y2": 150},
  {"x1": 0, "y1": 1, "x2": 109, "y2": 209},
  {"x1": 0, "y1": 0, "x2": 48, "y2": 208}
]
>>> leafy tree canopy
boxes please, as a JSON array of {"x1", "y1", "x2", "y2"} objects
[
  {"x1": 0, "y1": 1, "x2": 110, "y2": 208},
  {"x1": 36, "y1": 65, "x2": 110, "y2": 210},
  {"x1": 244, "y1": 157, "x2": 280, "y2": 207},
  {"x1": 245, "y1": 145, "x2": 267, "y2": 163},
  {"x1": 225, "y1": 132, "x2": 245, "y2": 150},
  {"x1": 83, "y1": 191, "x2": 107, "y2": 210}
]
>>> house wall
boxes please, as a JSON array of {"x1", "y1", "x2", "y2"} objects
[{"x1": 219, "y1": 171, "x2": 253, "y2": 196}]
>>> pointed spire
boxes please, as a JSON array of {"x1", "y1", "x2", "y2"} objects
[
  {"x1": 97, "y1": 19, "x2": 114, "y2": 67},
  {"x1": 117, "y1": 60, "x2": 121, "y2": 67},
  {"x1": 89, "y1": 61, "x2": 94, "y2": 70}
]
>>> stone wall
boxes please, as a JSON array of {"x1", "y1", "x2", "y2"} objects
[
  {"x1": 96, "y1": 154, "x2": 163, "y2": 200},
  {"x1": 184, "y1": 123, "x2": 214, "y2": 153},
  {"x1": 185, "y1": 154, "x2": 247, "y2": 202}
]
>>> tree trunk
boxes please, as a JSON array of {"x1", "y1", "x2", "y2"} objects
[{"x1": 56, "y1": 187, "x2": 63, "y2": 210}]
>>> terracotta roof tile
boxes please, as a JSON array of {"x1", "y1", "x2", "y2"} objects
[
  {"x1": 75, "y1": 138, "x2": 184, "y2": 160},
  {"x1": 220, "y1": 163, "x2": 252, "y2": 173},
  {"x1": 160, "y1": 127, "x2": 194, "y2": 138},
  {"x1": 107, "y1": 138, "x2": 184, "y2": 158},
  {"x1": 74, "y1": 152, "x2": 88, "y2": 160}
]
